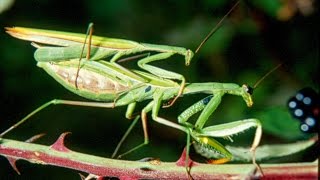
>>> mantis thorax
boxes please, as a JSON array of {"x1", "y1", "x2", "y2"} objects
[{"x1": 224, "y1": 84, "x2": 253, "y2": 107}]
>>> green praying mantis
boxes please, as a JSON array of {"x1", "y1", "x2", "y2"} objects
[
  {"x1": 2, "y1": 25, "x2": 265, "y2": 166},
  {"x1": 1, "y1": 1, "x2": 270, "y2": 172},
  {"x1": 5, "y1": 24, "x2": 191, "y2": 108}
]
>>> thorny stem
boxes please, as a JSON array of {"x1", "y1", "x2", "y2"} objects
[
  {"x1": 0, "y1": 134, "x2": 318, "y2": 179},
  {"x1": 0, "y1": 134, "x2": 257, "y2": 179}
]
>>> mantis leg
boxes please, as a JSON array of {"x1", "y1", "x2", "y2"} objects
[
  {"x1": 178, "y1": 93, "x2": 224, "y2": 129},
  {"x1": 137, "y1": 52, "x2": 186, "y2": 107},
  {"x1": 0, "y1": 99, "x2": 116, "y2": 137},
  {"x1": 125, "y1": 102, "x2": 137, "y2": 119},
  {"x1": 117, "y1": 90, "x2": 188, "y2": 158},
  {"x1": 116, "y1": 101, "x2": 153, "y2": 158},
  {"x1": 152, "y1": 92, "x2": 192, "y2": 171},
  {"x1": 111, "y1": 102, "x2": 139, "y2": 158},
  {"x1": 177, "y1": 92, "x2": 260, "y2": 165},
  {"x1": 75, "y1": 23, "x2": 94, "y2": 88},
  {"x1": 194, "y1": 92, "x2": 223, "y2": 129},
  {"x1": 151, "y1": 90, "x2": 193, "y2": 170},
  {"x1": 111, "y1": 115, "x2": 140, "y2": 158},
  {"x1": 178, "y1": 94, "x2": 262, "y2": 166},
  {"x1": 198, "y1": 119, "x2": 262, "y2": 168},
  {"x1": 176, "y1": 94, "x2": 226, "y2": 166}
]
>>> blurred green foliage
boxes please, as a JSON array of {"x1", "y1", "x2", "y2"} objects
[{"x1": 0, "y1": 0, "x2": 318, "y2": 179}]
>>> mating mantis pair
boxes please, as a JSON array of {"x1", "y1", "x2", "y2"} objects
[
  {"x1": 2, "y1": 25, "x2": 262, "y2": 165},
  {"x1": 1, "y1": 0, "x2": 266, "y2": 171}
]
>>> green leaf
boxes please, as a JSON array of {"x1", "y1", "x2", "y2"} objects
[
  {"x1": 255, "y1": 107, "x2": 307, "y2": 140},
  {"x1": 226, "y1": 138, "x2": 316, "y2": 162}
]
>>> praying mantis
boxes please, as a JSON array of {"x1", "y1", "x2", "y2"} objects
[
  {"x1": 2, "y1": 24, "x2": 263, "y2": 164},
  {"x1": 0, "y1": 45, "x2": 262, "y2": 163},
  {"x1": 1, "y1": 0, "x2": 266, "y2": 172}
]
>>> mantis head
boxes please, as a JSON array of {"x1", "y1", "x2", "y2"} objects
[
  {"x1": 240, "y1": 64, "x2": 282, "y2": 107},
  {"x1": 185, "y1": 49, "x2": 194, "y2": 66},
  {"x1": 241, "y1": 84, "x2": 254, "y2": 107}
]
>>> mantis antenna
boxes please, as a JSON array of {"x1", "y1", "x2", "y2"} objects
[
  {"x1": 195, "y1": 0, "x2": 241, "y2": 54},
  {"x1": 243, "y1": 63, "x2": 283, "y2": 95},
  {"x1": 253, "y1": 63, "x2": 283, "y2": 89}
]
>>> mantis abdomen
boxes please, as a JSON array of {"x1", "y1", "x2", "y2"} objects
[{"x1": 37, "y1": 60, "x2": 137, "y2": 101}]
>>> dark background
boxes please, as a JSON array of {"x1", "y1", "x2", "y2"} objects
[{"x1": 0, "y1": 0, "x2": 318, "y2": 179}]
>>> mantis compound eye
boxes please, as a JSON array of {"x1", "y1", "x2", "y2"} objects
[{"x1": 242, "y1": 84, "x2": 254, "y2": 95}]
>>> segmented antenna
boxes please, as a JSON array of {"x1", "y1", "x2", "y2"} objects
[
  {"x1": 253, "y1": 63, "x2": 283, "y2": 89},
  {"x1": 195, "y1": 0, "x2": 240, "y2": 54}
]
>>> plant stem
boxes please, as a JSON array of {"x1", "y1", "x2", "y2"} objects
[{"x1": 0, "y1": 133, "x2": 318, "y2": 179}]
